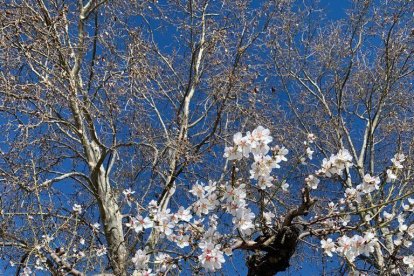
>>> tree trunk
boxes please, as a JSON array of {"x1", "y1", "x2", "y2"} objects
[
  {"x1": 93, "y1": 167, "x2": 127, "y2": 276},
  {"x1": 247, "y1": 226, "x2": 301, "y2": 276}
]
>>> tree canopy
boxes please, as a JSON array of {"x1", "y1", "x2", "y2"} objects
[{"x1": 1, "y1": 0, "x2": 414, "y2": 275}]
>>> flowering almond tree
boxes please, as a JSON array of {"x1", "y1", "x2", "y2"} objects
[{"x1": 1, "y1": 0, "x2": 414, "y2": 275}]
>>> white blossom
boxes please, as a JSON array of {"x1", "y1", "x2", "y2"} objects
[
  {"x1": 22, "y1": 267, "x2": 32, "y2": 276},
  {"x1": 223, "y1": 146, "x2": 243, "y2": 161},
  {"x1": 306, "y1": 147, "x2": 314, "y2": 160},
  {"x1": 96, "y1": 245, "x2": 107, "y2": 256},
  {"x1": 233, "y1": 132, "x2": 251, "y2": 158},
  {"x1": 126, "y1": 215, "x2": 153, "y2": 233},
  {"x1": 273, "y1": 145, "x2": 289, "y2": 163},
  {"x1": 123, "y1": 188, "x2": 136, "y2": 206},
  {"x1": 404, "y1": 255, "x2": 414, "y2": 274},
  {"x1": 190, "y1": 182, "x2": 206, "y2": 198},
  {"x1": 257, "y1": 176, "x2": 274, "y2": 190},
  {"x1": 281, "y1": 182, "x2": 289, "y2": 192},
  {"x1": 233, "y1": 207, "x2": 255, "y2": 235},
  {"x1": 72, "y1": 204, "x2": 82, "y2": 214},
  {"x1": 263, "y1": 212, "x2": 275, "y2": 225},
  {"x1": 305, "y1": 175, "x2": 320, "y2": 189},
  {"x1": 132, "y1": 249, "x2": 149, "y2": 270},
  {"x1": 358, "y1": 174, "x2": 380, "y2": 194},
  {"x1": 391, "y1": 153, "x2": 405, "y2": 169},
  {"x1": 321, "y1": 238, "x2": 336, "y2": 257},
  {"x1": 307, "y1": 133, "x2": 316, "y2": 143},
  {"x1": 198, "y1": 242, "x2": 225, "y2": 272},
  {"x1": 155, "y1": 253, "x2": 174, "y2": 273},
  {"x1": 174, "y1": 206, "x2": 193, "y2": 222},
  {"x1": 386, "y1": 169, "x2": 397, "y2": 182}
]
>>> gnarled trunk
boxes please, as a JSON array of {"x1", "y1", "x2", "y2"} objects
[{"x1": 247, "y1": 226, "x2": 302, "y2": 276}]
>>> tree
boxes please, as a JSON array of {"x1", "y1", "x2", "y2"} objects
[{"x1": 0, "y1": 0, "x2": 414, "y2": 275}]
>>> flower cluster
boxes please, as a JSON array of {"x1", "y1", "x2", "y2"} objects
[
  {"x1": 357, "y1": 174, "x2": 380, "y2": 194},
  {"x1": 224, "y1": 126, "x2": 288, "y2": 190},
  {"x1": 321, "y1": 232, "x2": 377, "y2": 262},
  {"x1": 197, "y1": 216, "x2": 226, "y2": 271},
  {"x1": 404, "y1": 256, "x2": 414, "y2": 274},
  {"x1": 220, "y1": 183, "x2": 254, "y2": 234},
  {"x1": 125, "y1": 214, "x2": 153, "y2": 233},
  {"x1": 222, "y1": 127, "x2": 289, "y2": 236},
  {"x1": 317, "y1": 149, "x2": 353, "y2": 177},
  {"x1": 318, "y1": 153, "x2": 414, "y2": 274},
  {"x1": 224, "y1": 126, "x2": 273, "y2": 161},
  {"x1": 190, "y1": 181, "x2": 220, "y2": 216},
  {"x1": 132, "y1": 249, "x2": 151, "y2": 275},
  {"x1": 387, "y1": 153, "x2": 406, "y2": 182}
]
